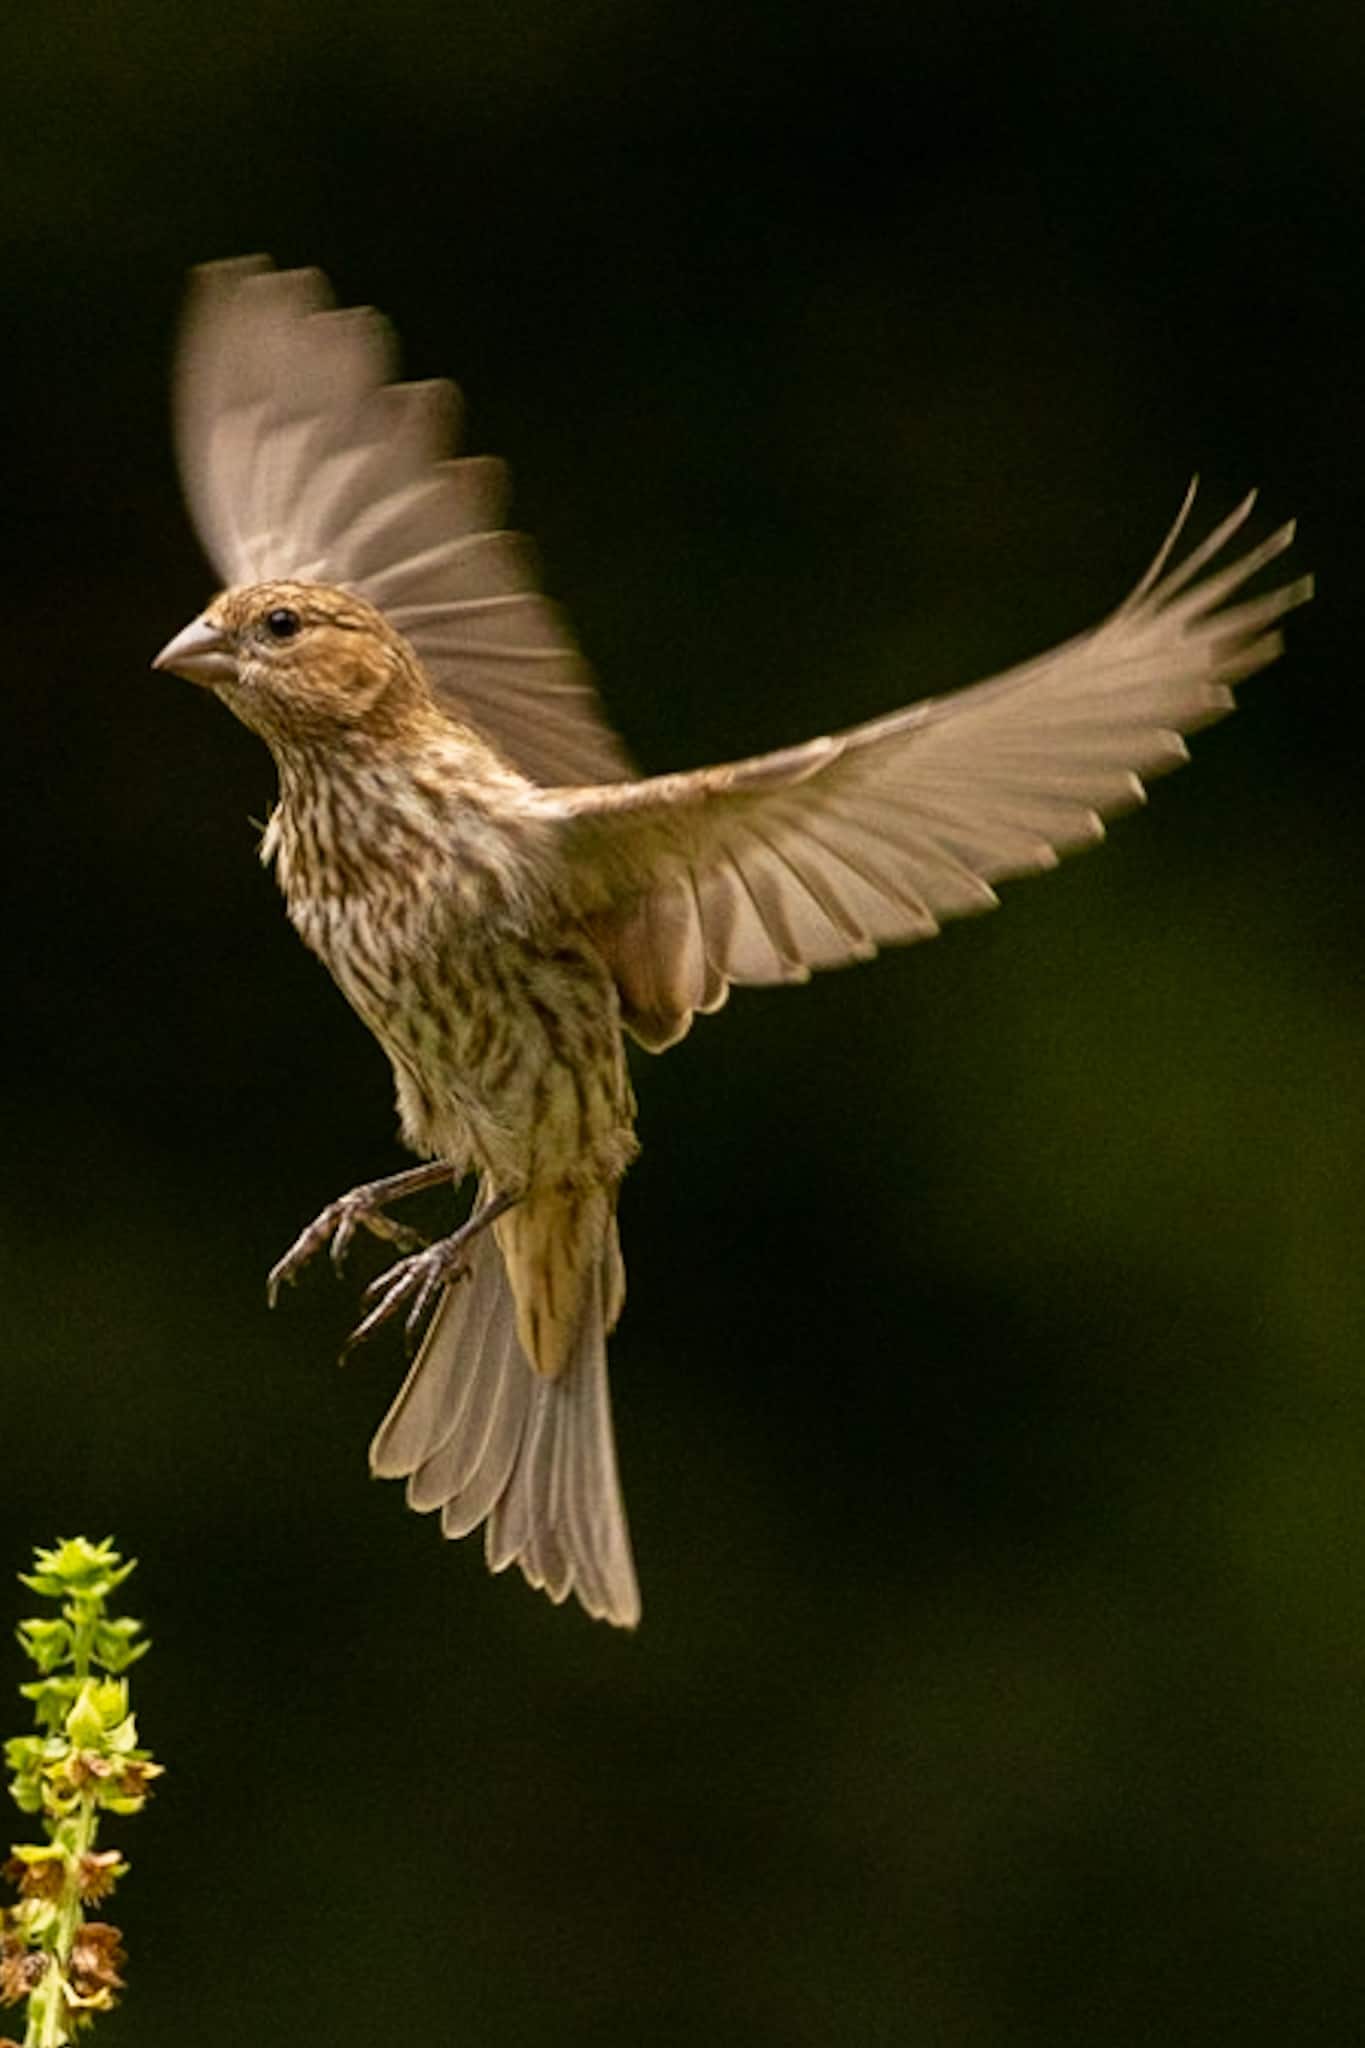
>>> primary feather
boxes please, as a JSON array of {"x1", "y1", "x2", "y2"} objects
[
  {"x1": 557, "y1": 486, "x2": 1310, "y2": 1049},
  {"x1": 174, "y1": 257, "x2": 632, "y2": 787}
]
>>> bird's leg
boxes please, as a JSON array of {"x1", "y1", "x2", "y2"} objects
[
  {"x1": 267, "y1": 1162, "x2": 456, "y2": 1306},
  {"x1": 342, "y1": 1188, "x2": 521, "y2": 1357}
]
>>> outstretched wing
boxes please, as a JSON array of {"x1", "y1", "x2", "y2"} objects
[
  {"x1": 558, "y1": 488, "x2": 1311, "y2": 1050},
  {"x1": 172, "y1": 256, "x2": 632, "y2": 786}
]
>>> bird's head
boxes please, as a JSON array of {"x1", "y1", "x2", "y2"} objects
[{"x1": 153, "y1": 582, "x2": 432, "y2": 752}]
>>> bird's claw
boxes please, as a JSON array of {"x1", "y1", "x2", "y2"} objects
[
  {"x1": 267, "y1": 1191, "x2": 428, "y2": 1307},
  {"x1": 340, "y1": 1236, "x2": 474, "y2": 1359},
  {"x1": 330, "y1": 1201, "x2": 425, "y2": 1272}
]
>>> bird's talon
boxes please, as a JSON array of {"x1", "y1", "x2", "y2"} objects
[
  {"x1": 341, "y1": 1281, "x2": 406, "y2": 1357},
  {"x1": 266, "y1": 1255, "x2": 304, "y2": 1309},
  {"x1": 270, "y1": 1174, "x2": 442, "y2": 1307},
  {"x1": 361, "y1": 1261, "x2": 403, "y2": 1309},
  {"x1": 346, "y1": 1232, "x2": 478, "y2": 1354},
  {"x1": 406, "y1": 1264, "x2": 448, "y2": 1350},
  {"x1": 371, "y1": 1214, "x2": 429, "y2": 1253}
]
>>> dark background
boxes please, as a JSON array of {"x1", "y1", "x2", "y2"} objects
[{"x1": 2, "y1": 4, "x2": 1361, "y2": 2041}]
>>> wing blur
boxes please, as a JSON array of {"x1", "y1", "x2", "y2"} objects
[{"x1": 173, "y1": 257, "x2": 632, "y2": 787}]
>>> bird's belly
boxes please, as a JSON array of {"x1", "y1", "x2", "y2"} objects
[{"x1": 336, "y1": 925, "x2": 637, "y2": 1195}]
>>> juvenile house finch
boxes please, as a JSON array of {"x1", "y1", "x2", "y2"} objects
[{"x1": 154, "y1": 257, "x2": 1310, "y2": 1630}]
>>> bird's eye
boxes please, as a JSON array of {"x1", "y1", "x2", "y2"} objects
[{"x1": 265, "y1": 607, "x2": 301, "y2": 641}]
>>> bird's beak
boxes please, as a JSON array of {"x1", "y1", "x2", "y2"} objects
[{"x1": 152, "y1": 615, "x2": 238, "y2": 688}]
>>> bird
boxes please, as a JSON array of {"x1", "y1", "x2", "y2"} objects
[{"x1": 153, "y1": 255, "x2": 1311, "y2": 1631}]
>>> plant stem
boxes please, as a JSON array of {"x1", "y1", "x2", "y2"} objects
[{"x1": 28, "y1": 1785, "x2": 97, "y2": 2048}]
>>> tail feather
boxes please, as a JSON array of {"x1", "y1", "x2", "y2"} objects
[{"x1": 369, "y1": 1192, "x2": 640, "y2": 1628}]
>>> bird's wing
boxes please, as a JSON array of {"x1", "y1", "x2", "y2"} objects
[
  {"x1": 558, "y1": 487, "x2": 1310, "y2": 1050},
  {"x1": 173, "y1": 256, "x2": 632, "y2": 786}
]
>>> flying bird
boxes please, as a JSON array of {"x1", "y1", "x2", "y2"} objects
[{"x1": 154, "y1": 257, "x2": 1310, "y2": 1630}]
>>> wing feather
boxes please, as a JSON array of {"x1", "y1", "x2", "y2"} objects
[
  {"x1": 559, "y1": 489, "x2": 1310, "y2": 1049},
  {"x1": 173, "y1": 256, "x2": 631, "y2": 785}
]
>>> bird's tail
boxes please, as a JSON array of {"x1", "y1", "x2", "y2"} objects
[{"x1": 368, "y1": 1181, "x2": 639, "y2": 1628}]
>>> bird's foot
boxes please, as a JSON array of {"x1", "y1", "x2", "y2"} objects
[
  {"x1": 341, "y1": 1189, "x2": 519, "y2": 1357},
  {"x1": 267, "y1": 1164, "x2": 454, "y2": 1307}
]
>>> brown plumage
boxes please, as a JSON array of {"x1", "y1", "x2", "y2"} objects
[{"x1": 153, "y1": 256, "x2": 1312, "y2": 1629}]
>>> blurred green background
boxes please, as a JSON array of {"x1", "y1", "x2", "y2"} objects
[{"x1": 2, "y1": 2, "x2": 1361, "y2": 2041}]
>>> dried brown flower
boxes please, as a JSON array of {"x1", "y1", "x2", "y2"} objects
[
  {"x1": 0, "y1": 1942, "x2": 46, "y2": 2005},
  {"x1": 2, "y1": 1851, "x2": 64, "y2": 1901},
  {"x1": 65, "y1": 1751, "x2": 114, "y2": 1789},
  {"x1": 76, "y1": 1851, "x2": 124, "y2": 1904},
  {"x1": 69, "y1": 1921, "x2": 125, "y2": 2001},
  {"x1": 114, "y1": 1760, "x2": 162, "y2": 1802}
]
